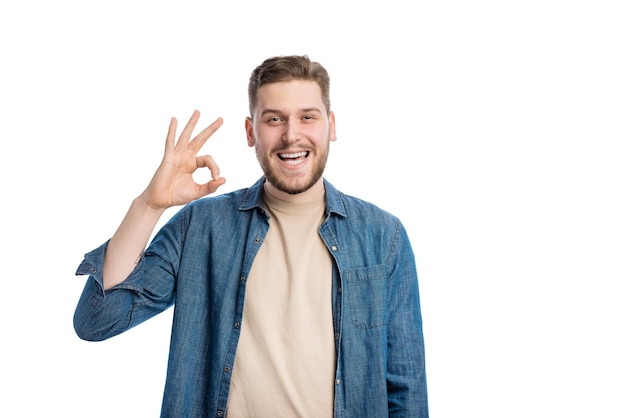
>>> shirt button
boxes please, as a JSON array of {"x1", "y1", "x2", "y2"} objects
[
  {"x1": 331, "y1": 245, "x2": 337, "y2": 251},
  {"x1": 90, "y1": 267, "x2": 97, "y2": 274},
  {"x1": 334, "y1": 333, "x2": 340, "y2": 340},
  {"x1": 335, "y1": 379, "x2": 341, "y2": 385},
  {"x1": 255, "y1": 237, "x2": 261, "y2": 243},
  {"x1": 234, "y1": 322, "x2": 240, "y2": 329},
  {"x1": 217, "y1": 411, "x2": 224, "y2": 417},
  {"x1": 224, "y1": 366, "x2": 231, "y2": 373},
  {"x1": 240, "y1": 276, "x2": 245, "y2": 282}
]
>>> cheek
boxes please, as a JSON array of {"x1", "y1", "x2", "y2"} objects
[
  {"x1": 310, "y1": 126, "x2": 331, "y2": 143},
  {"x1": 256, "y1": 128, "x2": 283, "y2": 147},
  {"x1": 254, "y1": 138, "x2": 273, "y2": 155}
]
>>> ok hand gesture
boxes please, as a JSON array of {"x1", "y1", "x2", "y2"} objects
[{"x1": 140, "y1": 110, "x2": 227, "y2": 210}]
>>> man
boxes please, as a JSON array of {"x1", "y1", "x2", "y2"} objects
[{"x1": 74, "y1": 55, "x2": 428, "y2": 417}]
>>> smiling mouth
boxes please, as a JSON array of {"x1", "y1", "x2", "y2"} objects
[{"x1": 278, "y1": 151, "x2": 309, "y2": 165}]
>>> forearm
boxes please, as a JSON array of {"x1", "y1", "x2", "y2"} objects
[{"x1": 103, "y1": 196, "x2": 165, "y2": 289}]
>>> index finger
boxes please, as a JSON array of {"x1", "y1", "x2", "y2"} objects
[{"x1": 188, "y1": 116, "x2": 224, "y2": 152}]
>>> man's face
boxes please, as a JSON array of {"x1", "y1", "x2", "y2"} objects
[{"x1": 246, "y1": 80, "x2": 336, "y2": 195}]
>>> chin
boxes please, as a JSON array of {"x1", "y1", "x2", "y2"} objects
[
  {"x1": 276, "y1": 180, "x2": 315, "y2": 195},
  {"x1": 267, "y1": 173, "x2": 321, "y2": 195}
]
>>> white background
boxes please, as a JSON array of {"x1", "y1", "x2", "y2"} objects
[{"x1": 1, "y1": 1, "x2": 624, "y2": 416}]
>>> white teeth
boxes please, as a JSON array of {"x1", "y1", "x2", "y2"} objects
[{"x1": 279, "y1": 151, "x2": 308, "y2": 159}]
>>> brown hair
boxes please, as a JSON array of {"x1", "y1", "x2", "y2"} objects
[{"x1": 248, "y1": 55, "x2": 331, "y2": 117}]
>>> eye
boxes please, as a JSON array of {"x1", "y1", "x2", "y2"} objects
[
  {"x1": 303, "y1": 114, "x2": 316, "y2": 121},
  {"x1": 267, "y1": 116, "x2": 283, "y2": 125}
]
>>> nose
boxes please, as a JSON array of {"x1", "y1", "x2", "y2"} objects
[{"x1": 282, "y1": 120, "x2": 301, "y2": 143}]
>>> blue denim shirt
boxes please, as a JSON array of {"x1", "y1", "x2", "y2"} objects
[{"x1": 74, "y1": 178, "x2": 428, "y2": 417}]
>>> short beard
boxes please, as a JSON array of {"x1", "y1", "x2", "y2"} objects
[{"x1": 256, "y1": 144, "x2": 329, "y2": 195}]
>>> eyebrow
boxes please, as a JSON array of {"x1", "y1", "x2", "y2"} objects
[{"x1": 260, "y1": 107, "x2": 323, "y2": 116}]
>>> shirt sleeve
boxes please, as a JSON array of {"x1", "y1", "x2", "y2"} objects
[
  {"x1": 386, "y1": 221, "x2": 429, "y2": 417},
  {"x1": 73, "y1": 214, "x2": 181, "y2": 341}
]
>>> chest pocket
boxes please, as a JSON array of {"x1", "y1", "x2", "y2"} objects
[{"x1": 344, "y1": 264, "x2": 387, "y2": 329}]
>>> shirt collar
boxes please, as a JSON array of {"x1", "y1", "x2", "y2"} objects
[{"x1": 239, "y1": 177, "x2": 347, "y2": 219}]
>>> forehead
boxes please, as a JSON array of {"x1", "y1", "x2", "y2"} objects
[{"x1": 255, "y1": 80, "x2": 324, "y2": 113}]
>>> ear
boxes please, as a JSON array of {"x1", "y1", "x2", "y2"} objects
[
  {"x1": 328, "y1": 111, "x2": 337, "y2": 142},
  {"x1": 245, "y1": 117, "x2": 255, "y2": 147}
]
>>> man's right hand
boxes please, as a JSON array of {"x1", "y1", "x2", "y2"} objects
[{"x1": 139, "y1": 110, "x2": 226, "y2": 210}]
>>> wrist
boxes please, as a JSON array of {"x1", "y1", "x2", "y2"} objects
[{"x1": 134, "y1": 194, "x2": 167, "y2": 216}]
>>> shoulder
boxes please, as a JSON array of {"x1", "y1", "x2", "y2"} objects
[
  {"x1": 183, "y1": 177, "x2": 265, "y2": 215},
  {"x1": 186, "y1": 188, "x2": 247, "y2": 210},
  {"x1": 171, "y1": 184, "x2": 260, "y2": 228},
  {"x1": 326, "y1": 181, "x2": 400, "y2": 226},
  {"x1": 325, "y1": 182, "x2": 407, "y2": 245}
]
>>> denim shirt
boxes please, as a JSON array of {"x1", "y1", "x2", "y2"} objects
[{"x1": 74, "y1": 178, "x2": 428, "y2": 417}]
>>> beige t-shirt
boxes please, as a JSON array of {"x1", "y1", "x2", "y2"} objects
[{"x1": 226, "y1": 184, "x2": 335, "y2": 417}]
